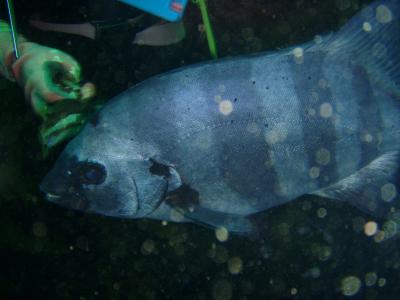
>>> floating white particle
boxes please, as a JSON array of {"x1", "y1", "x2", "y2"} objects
[
  {"x1": 341, "y1": 276, "x2": 362, "y2": 296},
  {"x1": 318, "y1": 246, "x2": 332, "y2": 261},
  {"x1": 336, "y1": 0, "x2": 351, "y2": 11},
  {"x1": 215, "y1": 226, "x2": 229, "y2": 242},
  {"x1": 380, "y1": 183, "x2": 397, "y2": 202},
  {"x1": 363, "y1": 22, "x2": 372, "y2": 32},
  {"x1": 316, "y1": 148, "x2": 331, "y2": 165},
  {"x1": 170, "y1": 208, "x2": 185, "y2": 222},
  {"x1": 265, "y1": 130, "x2": 280, "y2": 145},
  {"x1": 372, "y1": 42, "x2": 387, "y2": 59},
  {"x1": 317, "y1": 207, "x2": 328, "y2": 218},
  {"x1": 373, "y1": 230, "x2": 385, "y2": 243},
  {"x1": 265, "y1": 127, "x2": 287, "y2": 145},
  {"x1": 320, "y1": 102, "x2": 333, "y2": 118},
  {"x1": 246, "y1": 122, "x2": 261, "y2": 135},
  {"x1": 293, "y1": 47, "x2": 304, "y2": 64},
  {"x1": 212, "y1": 279, "x2": 232, "y2": 300},
  {"x1": 364, "y1": 272, "x2": 378, "y2": 287},
  {"x1": 318, "y1": 79, "x2": 328, "y2": 89},
  {"x1": 310, "y1": 267, "x2": 320, "y2": 278},
  {"x1": 227, "y1": 257, "x2": 243, "y2": 274},
  {"x1": 383, "y1": 220, "x2": 398, "y2": 239},
  {"x1": 309, "y1": 166, "x2": 320, "y2": 179},
  {"x1": 219, "y1": 100, "x2": 233, "y2": 115},
  {"x1": 32, "y1": 222, "x2": 47, "y2": 238},
  {"x1": 364, "y1": 221, "x2": 378, "y2": 236},
  {"x1": 378, "y1": 277, "x2": 386, "y2": 287},
  {"x1": 361, "y1": 132, "x2": 373, "y2": 143},
  {"x1": 141, "y1": 239, "x2": 155, "y2": 255},
  {"x1": 218, "y1": 84, "x2": 226, "y2": 93},
  {"x1": 293, "y1": 47, "x2": 303, "y2": 57},
  {"x1": 306, "y1": 107, "x2": 316, "y2": 116},
  {"x1": 376, "y1": 5, "x2": 392, "y2": 24},
  {"x1": 314, "y1": 35, "x2": 323, "y2": 44}
]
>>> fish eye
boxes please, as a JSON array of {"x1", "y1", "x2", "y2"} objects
[{"x1": 75, "y1": 162, "x2": 106, "y2": 185}]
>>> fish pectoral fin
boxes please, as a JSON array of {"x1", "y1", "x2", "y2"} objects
[
  {"x1": 165, "y1": 183, "x2": 255, "y2": 234},
  {"x1": 181, "y1": 206, "x2": 256, "y2": 235},
  {"x1": 311, "y1": 151, "x2": 400, "y2": 217}
]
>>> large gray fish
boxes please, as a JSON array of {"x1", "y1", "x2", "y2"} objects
[{"x1": 41, "y1": 0, "x2": 400, "y2": 233}]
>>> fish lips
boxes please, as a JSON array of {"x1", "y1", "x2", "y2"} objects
[{"x1": 42, "y1": 189, "x2": 91, "y2": 212}]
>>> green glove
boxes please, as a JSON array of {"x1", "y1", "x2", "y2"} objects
[{"x1": 0, "y1": 20, "x2": 97, "y2": 153}]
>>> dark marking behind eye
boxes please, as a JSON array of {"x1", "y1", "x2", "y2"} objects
[
  {"x1": 149, "y1": 159, "x2": 170, "y2": 177},
  {"x1": 165, "y1": 184, "x2": 199, "y2": 211}
]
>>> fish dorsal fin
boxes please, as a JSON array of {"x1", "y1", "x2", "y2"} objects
[
  {"x1": 312, "y1": 151, "x2": 400, "y2": 216},
  {"x1": 311, "y1": 0, "x2": 400, "y2": 96}
]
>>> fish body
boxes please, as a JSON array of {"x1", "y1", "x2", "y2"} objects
[{"x1": 41, "y1": 0, "x2": 400, "y2": 233}]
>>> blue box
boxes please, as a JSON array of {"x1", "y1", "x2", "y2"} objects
[{"x1": 117, "y1": 0, "x2": 189, "y2": 21}]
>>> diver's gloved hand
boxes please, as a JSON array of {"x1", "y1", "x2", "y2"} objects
[
  {"x1": 11, "y1": 42, "x2": 95, "y2": 117},
  {"x1": 0, "y1": 20, "x2": 98, "y2": 154}
]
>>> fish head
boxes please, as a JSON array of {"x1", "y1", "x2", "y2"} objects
[{"x1": 40, "y1": 128, "x2": 169, "y2": 218}]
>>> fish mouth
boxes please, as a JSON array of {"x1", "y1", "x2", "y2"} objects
[
  {"x1": 44, "y1": 190, "x2": 91, "y2": 211},
  {"x1": 45, "y1": 193, "x2": 62, "y2": 201}
]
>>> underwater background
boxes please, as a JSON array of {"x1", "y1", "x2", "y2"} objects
[{"x1": 0, "y1": 0, "x2": 399, "y2": 299}]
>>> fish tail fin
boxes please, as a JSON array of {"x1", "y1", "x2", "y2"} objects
[
  {"x1": 312, "y1": 151, "x2": 400, "y2": 240},
  {"x1": 317, "y1": 0, "x2": 400, "y2": 96}
]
